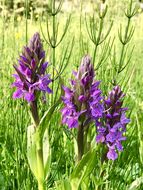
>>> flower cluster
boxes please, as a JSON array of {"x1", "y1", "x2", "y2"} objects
[
  {"x1": 12, "y1": 32, "x2": 52, "y2": 102},
  {"x1": 96, "y1": 86, "x2": 130, "y2": 160},
  {"x1": 61, "y1": 55, "x2": 130, "y2": 160},
  {"x1": 61, "y1": 55, "x2": 103, "y2": 128}
]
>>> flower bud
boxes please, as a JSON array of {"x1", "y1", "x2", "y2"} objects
[{"x1": 76, "y1": 55, "x2": 94, "y2": 88}]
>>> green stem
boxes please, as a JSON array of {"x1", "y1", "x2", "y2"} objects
[
  {"x1": 30, "y1": 102, "x2": 45, "y2": 189},
  {"x1": 93, "y1": 18, "x2": 103, "y2": 67},
  {"x1": 1, "y1": 0, "x2": 5, "y2": 53},
  {"x1": 95, "y1": 186, "x2": 99, "y2": 190},
  {"x1": 93, "y1": 45, "x2": 98, "y2": 67},
  {"x1": 51, "y1": 0, "x2": 56, "y2": 104},
  {"x1": 118, "y1": 18, "x2": 131, "y2": 73},
  {"x1": 38, "y1": 181, "x2": 45, "y2": 190},
  {"x1": 83, "y1": 126, "x2": 90, "y2": 154},
  {"x1": 36, "y1": 136, "x2": 45, "y2": 190},
  {"x1": 77, "y1": 124, "x2": 84, "y2": 161},
  {"x1": 30, "y1": 101, "x2": 40, "y2": 127},
  {"x1": 25, "y1": 0, "x2": 28, "y2": 44}
]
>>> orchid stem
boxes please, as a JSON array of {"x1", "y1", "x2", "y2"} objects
[
  {"x1": 37, "y1": 137, "x2": 45, "y2": 190},
  {"x1": 77, "y1": 124, "x2": 84, "y2": 161},
  {"x1": 30, "y1": 101, "x2": 45, "y2": 190},
  {"x1": 30, "y1": 101, "x2": 40, "y2": 127}
]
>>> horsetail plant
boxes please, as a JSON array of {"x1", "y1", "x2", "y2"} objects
[
  {"x1": 40, "y1": 0, "x2": 72, "y2": 104},
  {"x1": 117, "y1": 0, "x2": 136, "y2": 73},
  {"x1": 111, "y1": 0, "x2": 137, "y2": 84},
  {"x1": 12, "y1": 32, "x2": 55, "y2": 190},
  {"x1": 85, "y1": 2, "x2": 113, "y2": 68}
]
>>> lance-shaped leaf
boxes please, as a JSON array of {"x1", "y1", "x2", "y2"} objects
[
  {"x1": 55, "y1": 179, "x2": 72, "y2": 190},
  {"x1": 38, "y1": 75, "x2": 63, "y2": 139},
  {"x1": 70, "y1": 148, "x2": 97, "y2": 189},
  {"x1": 27, "y1": 125, "x2": 38, "y2": 179},
  {"x1": 43, "y1": 129, "x2": 51, "y2": 179}
]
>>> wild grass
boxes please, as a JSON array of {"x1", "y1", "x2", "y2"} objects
[{"x1": 0, "y1": 0, "x2": 143, "y2": 189}]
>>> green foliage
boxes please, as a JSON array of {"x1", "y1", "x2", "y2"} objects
[{"x1": 0, "y1": 0, "x2": 143, "y2": 189}]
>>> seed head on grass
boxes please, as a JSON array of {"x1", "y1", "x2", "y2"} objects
[{"x1": 12, "y1": 32, "x2": 52, "y2": 102}]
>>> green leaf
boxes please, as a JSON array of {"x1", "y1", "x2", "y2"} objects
[
  {"x1": 82, "y1": 148, "x2": 96, "y2": 180},
  {"x1": 62, "y1": 179, "x2": 72, "y2": 190},
  {"x1": 38, "y1": 74, "x2": 63, "y2": 139},
  {"x1": 70, "y1": 148, "x2": 97, "y2": 190},
  {"x1": 38, "y1": 98, "x2": 61, "y2": 139},
  {"x1": 43, "y1": 129, "x2": 51, "y2": 179},
  {"x1": 55, "y1": 179, "x2": 72, "y2": 190},
  {"x1": 128, "y1": 176, "x2": 143, "y2": 190},
  {"x1": 71, "y1": 178, "x2": 82, "y2": 190},
  {"x1": 27, "y1": 125, "x2": 38, "y2": 179},
  {"x1": 0, "y1": 172, "x2": 5, "y2": 190},
  {"x1": 70, "y1": 149, "x2": 94, "y2": 179}
]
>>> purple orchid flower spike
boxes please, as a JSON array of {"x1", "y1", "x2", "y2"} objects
[
  {"x1": 11, "y1": 33, "x2": 53, "y2": 190},
  {"x1": 61, "y1": 55, "x2": 103, "y2": 160},
  {"x1": 12, "y1": 32, "x2": 52, "y2": 103},
  {"x1": 61, "y1": 55, "x2": 103, "y2": 129},
  {"x1": 96, "y1": 85, "x2": 130, "y2": 160}
]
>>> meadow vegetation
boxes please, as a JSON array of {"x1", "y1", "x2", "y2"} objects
[{"x1": 0, "y1": 0, "x2": 143, "y2": 189}]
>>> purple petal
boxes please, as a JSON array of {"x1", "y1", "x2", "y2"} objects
[
  {"x1": 37, "y1": 75, "x2": 52, "y2": 93},
  {"x1": 121, "y1": 113, "x2": 130, "y2": 125},
  {"x1": 24, "y1": 92, "x2": 35, "y2": 102},
  {"x1": 110, "y1": 123, "x2": 122, "y2": 132},
  {"x1": 105, "y1": 99, "x2": 111, "y2": 105},
  {"x1": 25, "y1": 46, "x2": 31, "y2": 54},
  {"x1": 97, "y1": 126, "x2": 106, "y2": 133},
  {"x1": 118, "y1": 136, "x2": 126, "y2": 141},
  {"x1": 20, "y1": 55, "x2": 29, "y2": 63},
  {"x1": 92, "y1": 81, "x2": 101, "y2": 88},
  {"x1": 116, "y1": 141, "x2": 123, "y2": 152},
  {"x1": 96, "y1": 134, "x2": 105, "y2": 143},
  {"x1": 106, "y1": 132, "x2": 116, "y2": 143},
  {"x1": 121, "y1": 107, "x2": 128, "y2": 111},
  {"x1": 13, "y1": 89, "x2": 23, "y2": 99},
  {"x1": 62, "y1": 86, "x2": 73, "y2": 99},
  {"x1": 31, "y1": 59, "x2": 36, "y2": 69},
  {"x1": 70, "y1": 79, "x2": 76, "y2": 86},
  {"x1": 25, "y1": 68, "x2": 32, "y2": 78},
  {"x1": 12, "y1": 74, "x2": 19, "y2": 79},
  {"x1": 45, "y1": 86, "x2": 52, "y2": 93},
  {"x1": 12, "y1": 81, "x2": 23, "y2": 88},
  {"x1": 107, "y1": 148, "x2": 118, "y2": 160},
  {"x1": 19, "y1": 63, "x2": 27, "y2": 73},
  {"x1": 78, "y1": 95, "x2": 86, "y2": 102},
  {"x1": 40, "y1": 51, "x2": 45, "y2": 59},
  {"x1": 40, "y1": 62, "x2": 48, "y2": 74},
  {"x1": 67, "y1": 117, "x2": 78, "y2": 128},
  {"x1": 72, "y1": 71, "x2": 77, "y2": 77},
  {"x1": 106, "y1": 113, "x2": 112, "y2": 119}
]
